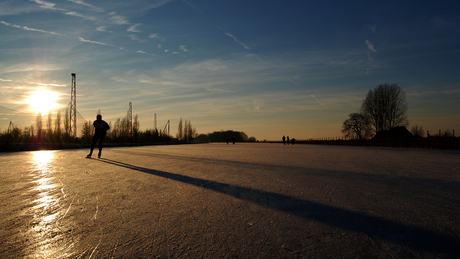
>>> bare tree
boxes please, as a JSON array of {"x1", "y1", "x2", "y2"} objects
[
  {"x1": 47, "y1": 112, "x2": 53, "y2": 140},
  {"x1": 182, "y1": 120, "x2": 197, "y2": 142},
  {"x1": 444, "y1": 129, "x2": 453, "y2": 137},
  {"x1": 30, "y1": 125, "x2": 35, "y2": 139},
  {"x1": 342, "y1": 113, "x2": 373, "y2": 140},
  {"x1": 361, "y1": 83, "x2": 408, "y2": 133},
  {"x1": 184, "y1": 120, "x2": 190, "y2": 142},
  {"x1": 81, "y1": 121, "x2": 91, "y2": 142},
  {"x1": 410, "y1": 124, "x2": 425, "y2": 137},
  {"x1": 177, "y1": 118, "x2": 183, "y2": 141},
  {"x1": 64, "y1": 107, "x2": 70, "y2": 136},
  {"x1": 36, "y1": 113, "x2": 43, "y2": 142},
  {"x1": 133, "y1": 114, "x2": 139, "y2": 142},
  {"x1": 55, "y1": 111, "x2": 62, "y2": 142}
]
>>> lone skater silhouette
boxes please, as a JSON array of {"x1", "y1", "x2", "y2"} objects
[
  {"x1": 87, "y1": 114, "x2": 110, "y2": 158},
  {"x1": 282, "y1": 135, "x2": 286, "y2": 145},
  {"x1": 287, "y1": 136, "x2": 290, "y2": 145}
]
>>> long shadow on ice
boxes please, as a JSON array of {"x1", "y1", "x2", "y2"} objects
[
  {"x1": 96, "y1": 158, "x2": 459, "y2": 257},
  {"x1": 117, "y1": 149, "x2": 460, "y2": 201}
]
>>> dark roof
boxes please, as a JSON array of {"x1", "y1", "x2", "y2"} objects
[{"x1": 372, "y1": 126, "x2": 413, "y2": 140}]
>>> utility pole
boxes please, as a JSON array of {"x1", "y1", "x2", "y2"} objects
[
  {"x1": 154, "y1": 113, "x2": 157, "y2": 132},
  {"x1": 70, "y1": 73, "x2": 77, "y2": 138}
]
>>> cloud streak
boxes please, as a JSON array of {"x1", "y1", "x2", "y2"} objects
[
  {"x1": 128, "y1": 23, "x2": 142, "y2": 33},
  {"x1": 365, "y1": 40, "x2": 377, "y2": 53},
  {"x1": 31, "y1": 0, "x2": 64, "y2": 11},
  {"x1": 287, "y1": 78, "x2": 323, "y2": 106},
  {"x1": 1, "y1": 20, "x2": 64, "y2": 35},
  {"x1": 225, "y1": 32, "x2": 250, "y2": 50},
  {"x1": 67, "y1": 0, "x2": 104, "y2": 12},
  {"x1": 182, "y1": 0, "x2": 250, "y2": 50},
  {"x1": 78, "y1": 37, "x2": 115, "y2": 47},
  {"x1": 31, "y1": 0, "x2": 96, "y2": 20}
]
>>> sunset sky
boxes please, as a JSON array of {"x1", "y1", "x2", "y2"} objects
[{"x1": 1, "y1": 0, "x2": 459, "y2": 140}]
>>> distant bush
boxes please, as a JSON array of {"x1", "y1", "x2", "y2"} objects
[{"x1": 194, "y1": 130, "x2": 256, "y2": 143}]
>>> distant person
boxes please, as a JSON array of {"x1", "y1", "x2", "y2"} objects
[
  {"x1": 282, "y1": 135, "x2": 286, "y2": 145},
  {"x1": 287, "y1": 136, "x2": 290, "y2": 145},
  {"x1": 86, "y1": 114, "x2": 110, "y2": 158},
  {"x1": 291, "y1": 138, "x2": 295, "y2": 145}
]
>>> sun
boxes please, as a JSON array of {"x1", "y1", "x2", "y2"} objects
[{"x1": 27, "y1": 89, "x2": 61, "y2": 115}]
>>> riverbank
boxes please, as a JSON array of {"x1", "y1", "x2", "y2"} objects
[
  {"x1": 296, "y1": 136, "x2": 460, "y2": 150},
  {"x1": 0, "y1": 142, "x2": 189, "y2": 152}
]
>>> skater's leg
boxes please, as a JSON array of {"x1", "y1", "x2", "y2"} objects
[
  {"x1": 98, "y1": 133, "x2": 106, "y2": 158},
  {"x1": 87, "y1": 134, "x2": 98, "y2": 158}
]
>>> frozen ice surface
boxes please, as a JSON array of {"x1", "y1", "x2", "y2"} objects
[{"x1": 1, "y1": 143, "x2": 459, "y2": 258}]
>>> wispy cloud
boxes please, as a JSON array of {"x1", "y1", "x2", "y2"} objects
[
  {"x1": 182, "y1": 0, "x2": 205, "y2": 15},
  {"x1": 31, "y1": 0, "x2": 64, "y2": 11},
  {"x1": 0, "y1": 78, "x2": 12, "y2": 82},
  {"x1": 5, "y1": 62, "x2": 66, "y2": 73},
  {"x1": 36, "y1": 82, "x2": 67, "y2": 87},
  {"x1": 130, "y1": 34, "x2": 145, "y2": 43},
  {"x1": 0, "y1": 2, "x2": 37, "y2": 15},
  {"x1": 371, "y1": 24, "x2": 377, "y2": 33},
  {"x1": 225, "y1": 32, "x2": 250, "y2": 50},
  {"x1": 128, "y1": 23, "x2": 142, "y2": 33},
  {"x1": 142, "y1": 0, "x2": 176, "y2": 11},
  {"x1": 182, "y1": 0, "x2": 250, "y2": 50},
  {"x1": 180, "y1": 45, "x2": 189, "y2": 52},
  {"x1": 64, "y1": 11, "x2": 96, "y2": 21},
  {"x1": 1, "y1": 20, "x2": 64, "y2": 35},
  {"x1": 136, "y1": 50, "x2": 155, "y2": 56},
  {"x1": 110, "y1": 13, "x2": 130, "y2": 25},
  {"x1": 78, "y1": 37, "x2": 115, "y2": 47},
  {"x1": 149, "y1": 33, "x2": 166, "y2": 41},
  {"x1": 365, "y1": 40, "x2": 377, "y2": 53},
  {"x1": 286, "y1": 78, "x2": 323, "y2": 106},
  {"x1": 67, "y1": 0, "x2": 104, "y2": 12},
  {"x1": 31, "y1": 0, "x2": 98, "y2": 21},
  {"x1": 287, "y1": 78, "x2": 297, "y2": 85},
  {"x1": 96, "y1": 26, "x2": 107, "y2": 32}
]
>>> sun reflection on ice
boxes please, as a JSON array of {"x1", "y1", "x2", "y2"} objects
[
  {"x1": 26, "y1": 151, "x2": 74, "y2": 258},
  {"x1": 32, "y1": 150, "x2": 55, "y2": 171}
]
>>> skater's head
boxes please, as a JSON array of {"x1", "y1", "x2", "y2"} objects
[{"x1": 96, "y1": 114, "x2": 102, "y2": 121}]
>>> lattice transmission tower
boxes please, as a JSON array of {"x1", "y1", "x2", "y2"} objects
[
  {"x1": 70, "y1": 73, "x2": 77, "y2": 138},
  {"x1": 163, "y1": 120, "x2": 170, "y2": 136}
]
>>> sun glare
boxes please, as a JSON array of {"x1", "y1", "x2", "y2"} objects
[{"x1": 27, "y1": 89, "x2": 61, "y2": 115}]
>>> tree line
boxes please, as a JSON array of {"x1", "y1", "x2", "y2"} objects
[
  {"x1": 0, "y1": 109, "x2": 198, "y2": 145},
  {"x1": 1, "y1": 110, "x2": 73, "y2": 145},
  {"x1": 0, "y1": 108, "x2": 258, "y2": 147}
]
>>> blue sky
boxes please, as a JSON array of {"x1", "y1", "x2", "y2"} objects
[{"x1": 1, "y1": 0, "x2": 459, "y2": 140}]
